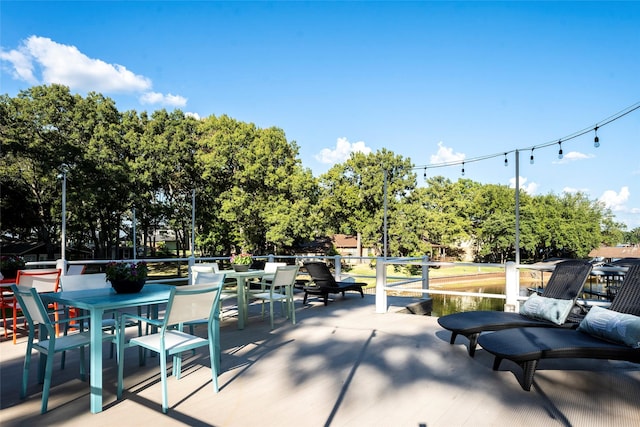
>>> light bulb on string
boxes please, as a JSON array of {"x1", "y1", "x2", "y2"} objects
[
  {"x1": 461, "y1": 162, "x2": 465, "y2": 176},
  {"x1": 558, "y1": 141, "x2": 563, "y2": 159},
  {"x1": 504, "y1": 153, "x2": 508, "y2": 167},
  {"x1": 423, "y1": 167, "x2": 427, "y2": 181},
  {"x1": 594, "y1": 126, "x2": 600, "y2": 148},
  {"x1": 530, "y1": 148, "x2": 535, "y2": 165}
]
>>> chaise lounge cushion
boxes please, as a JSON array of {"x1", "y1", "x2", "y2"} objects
[
  {"x1": 577, "y1": 305, "x2": 640, "y2": 348},
  {"x1": 520, "y1": 294, "x2": 574, "y2": 325}
]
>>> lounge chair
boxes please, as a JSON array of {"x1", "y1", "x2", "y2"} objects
[
  {"x1": 302, "y1": 262, "x2": 365, "y2": 306},
  {"x1": 477, "y1": 263, "x2": 640, "y2": 391},
  {"x1": 437, "y1": 259, "x2": 593, "y2": 357}
]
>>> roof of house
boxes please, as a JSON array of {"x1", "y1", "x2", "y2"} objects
[
  {"x1": 332, "y1": 234, "x2": 358, "y2": 248},
  {"x1": 588, "y1": 246, "x2": 640, "y2": 259}
]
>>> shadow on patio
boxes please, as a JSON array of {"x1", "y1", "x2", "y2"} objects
[{"x1": 2, "y1": 293, "x2": 639, "y2": 426}]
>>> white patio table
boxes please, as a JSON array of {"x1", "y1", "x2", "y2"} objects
[
  {"x1": 41, "y1": 284, "x2": 173, "y2": 413},
  {"x1": 219, "y1": 269, "x2": 265, "y2": 329}
]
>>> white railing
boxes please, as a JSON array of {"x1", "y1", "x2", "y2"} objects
[{"x1": 24, "y1": 255, "x2": 625, "y2": 313}]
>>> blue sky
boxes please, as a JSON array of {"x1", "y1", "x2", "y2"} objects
[{"x1": 1, "y1": 1, "x2": 639, "y2": 229}]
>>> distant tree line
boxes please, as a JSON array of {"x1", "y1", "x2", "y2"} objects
[{"x1": 1, "y1": 85, "x2": 634, "y2": 262}]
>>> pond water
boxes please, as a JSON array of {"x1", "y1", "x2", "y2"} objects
[{"x1": 428, "y1": 277, "x2": 608, "y2": 317}]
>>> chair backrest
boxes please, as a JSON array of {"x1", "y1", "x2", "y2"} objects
[
  {"x1": 164, "y1": 283, "x2": 224, "y2": 328},
  {"x1": 250, "y1": 259, "x2": 266, "y2": 270},
  {"x1": 609, "y1": 263, "x2": 640, "y2": 316},
  {"x1": 540, "y1": 260, "x2": 592, "y2": 301},
  {"x1": 271, "y1": 265, "x2": 300, "y2": 290},
  {"x1": 303, "y1": 262, "x2": 338, "y2": 288},
  {"x1": 263, "y1": 262, "x2": 287, "y2": 274},
  {"x1": 16, "y1": 269, "x2": 61, "y2": 293},
  {"x1": 66, "y1": 264, "x2": 86, "y2": 275},
  {"x1": 192, "y1": 272, "x2": 226, "y2": 286},
  {"x1": 190, "y1": 263, "x2": 219, "y2": 285},
  {"x1": 60, "y1": 273, "x2": 109, "y2": 291},
  {"x1": 11, "y1": 285, "x2": 54, "y2": 334}
]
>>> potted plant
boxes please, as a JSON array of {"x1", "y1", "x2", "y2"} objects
[
  {"x1": 1, "y1": 255, "x2": 26, "y2": 279},
  {"x1": 230, "y1": 253, "x2": 253, "y2": 272},
  {"x1": 105, "y1": 261, "x2": 149, "y2": 293}
]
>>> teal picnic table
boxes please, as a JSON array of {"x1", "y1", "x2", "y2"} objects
[{"x1": 41, "y1": 284, "x2": 172, "y2": 413}]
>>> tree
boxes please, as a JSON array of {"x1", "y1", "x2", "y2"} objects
[{"x1": 318, "y1": 149, "x2": 416, "y2": 256}]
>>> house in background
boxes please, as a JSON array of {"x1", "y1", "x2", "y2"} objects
[
  {"x1": 588, "y1": 245, "x2": 640, "y2": 263},
  {"x1": 331, "y1": 234, "x2": 375, "y2": 263}
]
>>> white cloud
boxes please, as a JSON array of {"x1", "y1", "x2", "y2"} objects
[
  {"x1": 430, "y1": 142, "x2": 465, "y2": 164},
  {"x1": 509, "y1": 176, "x2": 538, "y2": 194},
  {"x1": 139, "y1": 92, "x2": 187, "y2": 107},
  {"x1": 315, "y1": 137, "x2": 372, "y2": 164},
  {"x1": 563, "y1": 186, "x2": 590, "y2": 194},
  {"x1": 552, "y1": 150, "x2": 594, "y2": 164},
  {"x1": 0, "y1": 36, "x2": 184, "y2": 107},
  {"x1": 599, "y1": 186, "x2": 630, "y2": 212},
  {"x1": 185, "y1": 112, "x2": 201, "y2": 120}
]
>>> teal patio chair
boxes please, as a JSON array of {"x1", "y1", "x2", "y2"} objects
[
  {"x1": 117, "y1": 283, "x2": 224, "y2": 414},
  {"x1": 12, "y1": 285, "x2": 113, "y2": 413}
]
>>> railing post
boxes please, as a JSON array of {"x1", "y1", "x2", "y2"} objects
[
  {"x1": 187, "y1": 255, "x2": 195, "y2": 286},
  {"x1": 56, "y1": 259, "x2": 68, "y2": 275},
  {"x1": 267, "y1": 254, "x2": 275, "y2": 263},
  {"x1": 334, "y1": 255, "x2": 341, "y2": 280},
  {"x1": 421, "y1": 255, "x2": 430, "y2": 291},
  {"x1": 504, "y1": 261, "x2": 519, "y2": 312},
  {"x1": 375, "y1": 257, "x2": 387, "y2": 313}
]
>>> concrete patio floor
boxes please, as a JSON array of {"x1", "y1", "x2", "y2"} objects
[{"x1": 1, "y1": 292, "x2": 639, "y2": 427}]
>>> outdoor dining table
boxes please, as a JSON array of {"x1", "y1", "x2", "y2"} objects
[
  {"x1": 219, "y1": 269, "x2": 265, "y2": 329},
  {"x1": 40, "y1": 284, "x2": 173, "y2": 414}
]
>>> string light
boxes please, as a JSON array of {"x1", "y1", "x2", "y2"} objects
[
  {"x1": 411, "y1": 101, "x2": 639, "y2": 173},
  {"x1": 557, "y1": 141, "x2": 563, "y2": 159},
  {"x1": 504, "y1": 153, "x2": 508, "y2": 167},
  {"x1": 423, "y1": 167, "x2": 427, "y2": 181}
]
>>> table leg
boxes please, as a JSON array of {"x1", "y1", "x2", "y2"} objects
[
  {"x1": 89, "y1": 308, "x2": 104, "y2": 413},
  {"x1": 237, "y1": 278, "x2": 245, "y2": 329}
]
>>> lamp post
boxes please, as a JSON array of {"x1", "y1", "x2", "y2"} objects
[
  {"x1": 60, "y1": 164, "x2": 69, "y2": 262},
  {"x1": 383, "y1": 169, "x2": 388, "y2": 259}
]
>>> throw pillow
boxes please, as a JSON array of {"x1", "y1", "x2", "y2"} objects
[
  {"x1": 520, "y1": 293, "x2": 573, "y2": 325},
  {"x1": 577, "y1": 305, "x2": 640, "y2": 348}
]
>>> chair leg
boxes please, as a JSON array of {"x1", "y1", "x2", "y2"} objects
[
  {"x1": 41, "y1": 342, "x2": 56, "y2": 414},
  {"x1": 521, "y1": 360, "x2": 538, "y2": 391},
  {"x1": 467, "y1": 333, "x2": 479, "y2": 357},
  {"x1": 208, "y1": 333, "x2": 219, "y2": 393},
  {"x1": 21, "y1": 338, "x2": 34, "y2": 399},
  {"x1": 13, "y1": 304, "x2": 18, "y2": 344},
  {"x1": 160, "y1": 351, "x2": 169, "y2": 414},
  {"x1": 269, "y1": 300, "x2": 275, "y2": 329}
]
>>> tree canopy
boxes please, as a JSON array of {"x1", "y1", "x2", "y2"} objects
[{"x1": 0, "y1": 84, "x2": 629, "y2": 262}]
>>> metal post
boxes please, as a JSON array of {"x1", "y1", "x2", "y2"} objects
[
  {"x1": 514, "y1": 150, "x2": 520, "y2": 265},
  {"x1": 191, "y1": 189, "x2": 196, "y2": 256},
  {"x1": 132, "y1": 207, "x2": 137, "y2": 260},
  {"x1": 375, "y1": 257, "x2": 388, "y2": 313},
  {"x1": 383, "y1": 169, "x2": 388, "y2": 259},
  {"x1": 61, "y1": 164, "x2": 68, "y2": 262}
]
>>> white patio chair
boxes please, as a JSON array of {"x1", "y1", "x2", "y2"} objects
[
  {"x1": 117, "y1": 283, "x2": 224, "y2": 414},
  {"x1": 252, "y1": 265, "x2": 299, "y2": 329}
]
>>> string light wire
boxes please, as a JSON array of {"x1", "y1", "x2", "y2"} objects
[{"x1": 413, "y1": 101, "x2": 640, "y2": 172}]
